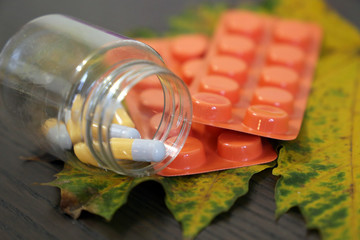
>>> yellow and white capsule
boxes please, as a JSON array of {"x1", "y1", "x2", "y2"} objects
[
  {"x1": 111, "y1": 138, "x2": 166, "y2": 162},
  {"x1": 74, "y1": 138, "x2": 166, "y2": 165},
  {"x1": 42, "y1": 118, "x2": 72, "y2": 150}
]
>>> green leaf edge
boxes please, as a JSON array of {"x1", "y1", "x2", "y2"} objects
[{"x1": 270, "y1": 0, "x2": 360, "y2": 239}]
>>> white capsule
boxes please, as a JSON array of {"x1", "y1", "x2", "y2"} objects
[
  {"x1": 111, "y1": 138, "x2": 166, "y2": 162},
  {"x1": 110, "y1": 124, "x2": 141, "y2": 139},
  {"x1": 132, "y1": 139, "x2": 166, "y2": 162}
]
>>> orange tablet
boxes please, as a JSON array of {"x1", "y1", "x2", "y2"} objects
[{"x1": 138, "y1": 34, "x2": 209, "y2": 85}]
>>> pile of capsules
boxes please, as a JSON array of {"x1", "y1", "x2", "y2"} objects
[
  {"x1": 43, "y1": 10, "x2": 322, "y2": 176},
  {"x1": 42, "y1": 94, "x2": 167, "y2": 167}
]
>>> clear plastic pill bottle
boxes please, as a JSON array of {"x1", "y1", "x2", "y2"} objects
[{"x1": 0, "y1": 14, "x2": 192, "y2": 177}]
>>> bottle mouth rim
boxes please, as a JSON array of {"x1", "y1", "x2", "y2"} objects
[{"x1": 83, "y1": 59, "x2": 192, "y2": 177}]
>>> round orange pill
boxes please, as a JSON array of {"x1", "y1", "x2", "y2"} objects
[
  {"x1": 167, "y1": 136, "x2": 206, "y2": 170},
  {"x1": 259, "y1": 66, "x2": 299, "y2": 94},
  {"x1": 217, "y1": 35, "x2": 255, "y2": 62},
  {"x1": 242, "y1": 104, "x2": 289, "y2": 133},
  {"x1": 217, "y1": 131, "x2": 263, "y2": 161},
  {"x1": 192, "y1": 92, "x2": 232, "y2": 122},
  {"x1": 170, "y1": 35, "x2": 208, "y2": 62},
  {"x1": 208, "y1": 56, "x2": 248, "y2": 84},
  {"x1": 180, "y1": 58, "x2": 204, "y2": 85},
  {"x1": 199, "y1": 75, "x2": 240, "y2": 103},
  {"x1": 252, "y1": 87, "x2": 294, "y2": 113},
  {"x1": 224, "y1": 11, "x2": 262, "y2": 39},
  {"x1": 274, "y1": 21, "x2": 309, "y2": 47},
  {"x1": 139, "y1": 88, "x2": 164, "y2": 113},
  {"x1": 267, "y1": 44, "x2": 305, "y2": 71}
]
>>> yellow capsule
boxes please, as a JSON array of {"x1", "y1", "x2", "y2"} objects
[
  {"x1": 66, "y1": 119, "x2": 82, "y2": 144},
  {"x1": 42, "y1": 118, "x2": 58, "y2": 133},
  {"x1": 90, "y1": 122, "x2": 105, "y2": 140},
  {"x1": 112, "y1": 107, "x2": 135, "y2": 128},
  {"x1": 73, "y1": 142, "x2": 99, "y2": 167}
]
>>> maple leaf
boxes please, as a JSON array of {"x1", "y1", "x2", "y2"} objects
[
  {"x1": 272, "y1": 0, "x2": 360, "y2": 239},
  {"x1": 46, "y1": 157, "x2": 157, "y2": 220},
  {"x1": 162, "y1": 162, "x2": 275, "y2": 239},
  {"x1": 47, "y1": 156, "x2": 274, "y2": 239}
]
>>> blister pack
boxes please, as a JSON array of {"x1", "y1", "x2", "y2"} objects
[
  {"x1": 130, "y1": 11, "x2": 322, "y2": 175},
  {"x1": 134, "y1": 34, "x2": 276, "y2": 176},
  {"x1": 189, "y1": 10, "x2": 322, "y2": 140}
]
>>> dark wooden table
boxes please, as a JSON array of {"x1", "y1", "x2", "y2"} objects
[{"x1": 0, "y1": 1, "x2": 359, "y2": 239}]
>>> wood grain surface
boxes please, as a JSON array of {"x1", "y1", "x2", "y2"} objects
[{"x1": 0, "y1": 1, "x2": 359, "y2": 239}]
